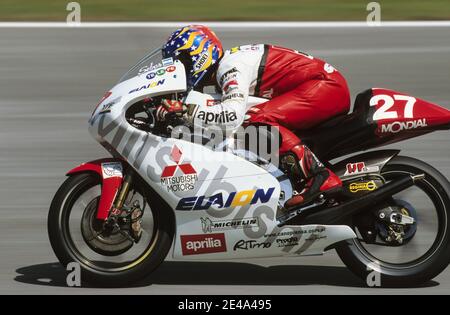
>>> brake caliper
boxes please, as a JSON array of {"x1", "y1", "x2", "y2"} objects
[{"x1": 376, "y1": 202, "x2": 417, "y2": 245}]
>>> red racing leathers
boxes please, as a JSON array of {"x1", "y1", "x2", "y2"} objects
[
  {"x1": 189, "y1": 44, "x2": 350, "y2": 154},
  {"x1": 187, "y1": 44, "x2": 351, "y2": 207}
]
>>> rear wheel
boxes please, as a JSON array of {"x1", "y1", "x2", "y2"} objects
[
  {"x1": 336, "y1": 156, "x2": 450, "y2": 287},
  {"x1": 48, "y1": 172, "x2": 174, "y2": 287}
]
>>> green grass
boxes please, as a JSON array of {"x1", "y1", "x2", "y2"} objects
[{"x1": 0, "y1": 0, "x2": 449, "y2": 21}]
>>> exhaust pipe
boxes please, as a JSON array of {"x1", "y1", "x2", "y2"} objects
[{"x1": 288, "y1": 174, "x2": 425, "y2": 225}]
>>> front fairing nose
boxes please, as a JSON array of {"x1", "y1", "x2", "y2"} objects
[{"x1": 88, "y1": 60, "x2": 187, "y2": 142}]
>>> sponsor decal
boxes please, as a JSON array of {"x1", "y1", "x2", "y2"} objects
[
  {"x1": 262, "y1": 89, "x2": 274, "y2": 99},
  {"x1": 161, "y1": 145, "x2": 198, "y2": 192},
  {"x1": 305, "y1": 235, "x2": 327, "y2": 241},
  {"x1": 176, "y1": 187, "x2": 276, "y2": 211},
  {"x1": 162, "y1": 57, "x2": 174, "y2": 66},
  {"x1": 233, "y1": 239, "x2": 271, "y2": 250},
  {"x1": 346, "y1": 162, "x2": 365, "y2": 174},
  {"x1": 276, "y1": 236, "x2": 300, "y2": 247},
  {"x1": 230, "y1": 47, "x2": 240, "y2": 54},
  {"x1": 101, "y1": 162, "x2": 123, "y2": 178},
  {"x1": 146, "y1": 72, "x2": 156, "y2": 80},
  {"x1": 344, "y1": 162, "x2": 380, "y2": 176},
  {"x1": 324, "y1": 63, "x2": 336, "y2": 74},
  {"x1": 206, "y1": 99, "x2": 220, "y2": 107},
  {"x1": 200, "y1": 217, "x2": 259, "y2": 233},
  {"x1": 91, "y1": 91, "x2": 112, "y2": 118},
  {"x1": 129, "y1": 79, "x2": 166, "y2": 94},
  {"x1": 145, "y1": 66, "x2": 177, "y2": 80},
  {"x1": 223, "y1": 80, "x2": 238, "y2": 93},
  {"x1": 193, "y1": 52, "x2": 209, "y2": 71},
  {"x1": 222, "y1": 92, "x2": 245, "y2": 102},
  {"x1": 138, "y1": 62, "x2": 163, "y2": 75},
  {"x1": 98, "y1": 96, "x2": 121, "y2": 114},
  {"x1": 180, "y1": 233, "x2": 227, "y2": 255},
  {"x1": 229, "y1": 45, "x2": 263, "y2": 54},
  {"x1": 349, "y1": 180, "x2": 378, "y2": 193},
  {"x1": 221, "y1": 73, "x2": 238, "y2": 87},
  {"x1": 380, "y1": 118, "x2": 427, "y2": 134},
  {"x1": 166, "y1": 65, "x2": 176, "y2": 73},
  {"x1": 161, "y1": 174, "x2": 198, "y2": 192},
  {"x1": 196, "y1": 110, "x2": 238, "y2": 124},
  {"x1": 219, "y1": 67, "x2": 238, "y2": 86},
  {"x1": 264, "y1": 227, "x2": 326, "y2": 238}
]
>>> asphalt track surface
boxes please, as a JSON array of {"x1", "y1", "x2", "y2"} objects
[{"x1": 0, "y1": 26, "x2": 450, "y2": 295}]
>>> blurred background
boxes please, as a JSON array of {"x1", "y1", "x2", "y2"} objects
[
  {"x1": 0, "y1": 0, "x2": 450, "y2": 294},
  {"x1": 0, "y1": 0, "x2": 449, "y2": 21}
]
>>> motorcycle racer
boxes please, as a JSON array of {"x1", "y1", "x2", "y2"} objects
[{"x1": 158, "y1": 25, "x2": 351, "y2": 209}]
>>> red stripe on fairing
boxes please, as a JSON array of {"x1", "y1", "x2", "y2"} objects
[{"x1": 66, "y1": 158, "x2": 123, "y2": 220}]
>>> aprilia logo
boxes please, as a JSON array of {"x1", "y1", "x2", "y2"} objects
[
  {"x1": 180, "y1": 233, "x2": 227, "y2": 255},
  {"x1": 196, "y1": 110, "x2": 238, "y2": 124}
]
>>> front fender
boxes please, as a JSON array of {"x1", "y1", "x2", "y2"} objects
[
  {"x1": 331, "y1": 149, "x2": 400, "y2": 180},
  {"x1": 67, "y1": 158, "x2": 124, "y2": 220}
]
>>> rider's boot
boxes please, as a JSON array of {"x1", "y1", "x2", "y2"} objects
[{"x1": 283, "y1": 144, "x2": 342, "y2": 209}]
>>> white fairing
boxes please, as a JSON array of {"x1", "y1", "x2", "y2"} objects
[{"x1": 88, "y1": 60, "x2": 356, "y2": 261}]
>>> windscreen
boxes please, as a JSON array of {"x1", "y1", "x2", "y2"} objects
[{"x1": 119, "y1": 46, "x2": 175, "y2": 83}]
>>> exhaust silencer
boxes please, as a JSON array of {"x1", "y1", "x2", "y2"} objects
[{"x1": 294, "y1": 174, "x2": 425, "y2": 225}]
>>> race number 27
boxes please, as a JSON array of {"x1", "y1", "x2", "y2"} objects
[{"x1": 370, "y1": 94, "x2": 417, "y2": 120}]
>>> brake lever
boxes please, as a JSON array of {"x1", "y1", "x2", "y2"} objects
[{"x1": 144, "y1": 107, "x2": 156, "y2": 129}]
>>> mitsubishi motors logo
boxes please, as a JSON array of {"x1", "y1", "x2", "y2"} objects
[
  {"x1": 160, "y1": 145, "x2": 198, "y2": 192},
  {"x1": 161, "y1": 145, "x2": 196, "y2": 177}
]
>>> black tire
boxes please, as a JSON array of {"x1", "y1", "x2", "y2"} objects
[
  {"x1": 48, "y1": 172, "x2": 175, "y2": 287},
  {"x1": 336, "y1": 156, "x2": 450, "y2": 287}
]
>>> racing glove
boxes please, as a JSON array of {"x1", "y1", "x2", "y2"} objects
[{"x1": 155, "y1": 99, "x2": 186, "y2": 121}]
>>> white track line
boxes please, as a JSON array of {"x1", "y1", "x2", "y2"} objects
[
  {"x1": 312, "y1": 46, "x2": 450, "y2": 56},
  {"x1": 1, "y1": 21, "x2": 450, "y2": 28}
]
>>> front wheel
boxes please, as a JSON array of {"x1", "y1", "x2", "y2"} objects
[
  {"x1": 336, "y1": 156, "x2": 450, "y2": 287},
  {"x1": 48, "y1": 172, "x2": 175, "y2": 287}
]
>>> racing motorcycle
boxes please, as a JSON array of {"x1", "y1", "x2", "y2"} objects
[{"x1": 48, "y1": 47, "x2": 450, "y2": 287}]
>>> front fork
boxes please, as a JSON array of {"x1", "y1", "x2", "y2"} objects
[
  {"x1": 113, "y1": 173, "x2": 133, "y2": 212},
  {"x1": 108, "y1": 171, "x2": 144, "y2": 242}
]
